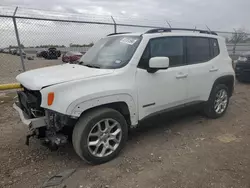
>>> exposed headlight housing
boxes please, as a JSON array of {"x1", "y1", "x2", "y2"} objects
[
  {"x1": 45, "y1": 110, "x2": 76, "y2": 131},
  {"x1": 238, "y1": 56, "x2": 247, "y2": 62}
]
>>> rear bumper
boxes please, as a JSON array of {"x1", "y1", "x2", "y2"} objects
[
  {"x1": 13, "y1": 102, "x2": 46, "y2": 129},
  {"x1": 235, "y1": 69, "x2": 250, "y2": 81},
  {"x1": 235, "y1": 62, "x2": 250, "y2": 81}
]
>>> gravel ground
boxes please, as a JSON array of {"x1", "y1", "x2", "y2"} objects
[
  {"x1": 1, "y1": 82, "x2": 250, "y2": 188},
  {"x1": 0, "y1": 53, "x2": 61, "y2": 84}
]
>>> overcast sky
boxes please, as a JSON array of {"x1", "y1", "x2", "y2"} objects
[
  {"x1": 2, "y1": 0, "x2": 250, "y2": 30},
  {"x1": 0, "y1": 0, "x2": 250, "y2": 47}
]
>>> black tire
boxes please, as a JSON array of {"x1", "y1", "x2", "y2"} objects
[
  {"x1": 72, "y1": 108, "x2": 128, "y2": 164},
  {"x1": 236, "y1": 76, "x2": 243, "y2": 83},
  {"x1": 236, "y1": 77, "x2": 249, "y2": 83},
  {"x1": 203, "y1": 84, "x2": 229, "y2": 119},
  {"x1": 57, "y1": 51, "x2": 61, "y2": 57}
]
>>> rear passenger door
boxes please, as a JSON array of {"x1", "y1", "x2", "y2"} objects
[{"x1": 186, "y1": 37, "x2": 220, "y2": 102}]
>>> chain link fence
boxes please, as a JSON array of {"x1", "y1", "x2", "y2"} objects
[{"x1": 1, "y1": 5, "x2": 250, "y2": 84}]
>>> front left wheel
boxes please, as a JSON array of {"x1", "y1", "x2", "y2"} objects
[{"x1": 72, "y1": 108, "x2": 128, "y2": 164}]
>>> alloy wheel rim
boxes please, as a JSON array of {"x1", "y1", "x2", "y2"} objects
[
  {"x1": 87, "y1": 118, "x2": 122, "y2": 157},
  {"x1": 214, "y1": 89, "x2": 228, "y2": 114}
]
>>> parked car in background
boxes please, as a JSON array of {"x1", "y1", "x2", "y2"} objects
[
  {"x1": 39, "y1": 48, "x2": 61, "y2": 59},
  {"x1": 44, "y1": 47, "x2": 60, "y2": 59},
  {"x1": 2, "y1": 49, "x2": 9, "y2": 53},
  {"x1": 36, "y1": 49, "x2": 47, "y2": 57},
  {"x1": 16, "y1": 49, "x2": 26, "y2": 58},
  {"x1": 12, "y1": 49, "x2": 17, "y2": 55},
  {"x1": 235, "y1": 52, "x2": 250, "y2": 82},
  {"x1": 36, "y1": 48, "x2": 61, "y2": 59},
  {"x1": 49, "y1": 47, "x2": 61, "y2": 58},
  {"x1": 62, "y1": 51, "x2": 83, "y2": 63},
  {"x1": 9, "y1": 48, "x2": 18, "y2": 55},
  {"x1": 9, "y1": 48, "x2": 16, "y2": 54}
]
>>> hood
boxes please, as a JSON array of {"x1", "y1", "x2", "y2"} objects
[{"x1": 16, "y1": 64, "x2": 114, "y2": 90}]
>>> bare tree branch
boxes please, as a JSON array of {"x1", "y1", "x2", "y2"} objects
[{"x1": 230, "y1": 28, "x2": 248, "y2": 54}]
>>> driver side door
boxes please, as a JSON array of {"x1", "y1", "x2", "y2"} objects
[{"x1": 135, "y1": 37, "x2": 189, "y2": 120}]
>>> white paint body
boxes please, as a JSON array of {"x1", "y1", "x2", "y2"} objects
[{"x1": 16, "y1": 32, "x2": 235, "y2": 126}]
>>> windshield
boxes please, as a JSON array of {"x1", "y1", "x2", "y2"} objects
[{"x1": 80, "y1": 35, "x2": 141, "y2": 69}]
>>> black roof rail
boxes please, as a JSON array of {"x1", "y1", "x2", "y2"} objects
[
  {"x1": 146, "y1": 28, "x2": 171, "y2": 34},
  {"x1": 107, "y1": 32, "x2": 131, "y2": 36},
  {"x1": 199, "y1": 30, "x2": 218, "y2": 35},
  {"x1": 145, "y1": 28, "x2": 218, "y2": 35}
]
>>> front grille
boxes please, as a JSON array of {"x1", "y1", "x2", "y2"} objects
[{"x1": 17, "y1": 88, "x2": 44, "y2": 118}]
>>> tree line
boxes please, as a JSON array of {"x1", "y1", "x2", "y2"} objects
[
  {"x1": 23, "y1": 42, "x2": 94, "y2": 48},
  {"x1": 69, "y1": 42, "x2": 94, "y2": 47}
]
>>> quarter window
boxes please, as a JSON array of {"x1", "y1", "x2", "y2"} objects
[
  {"x1": 210, "y1": 38, "x2": 220, "y2": 57},
  {"x1": 138, "y1": 45, "x2": 150, "y2": 69},
  {"x1": 186, "y1": 37, "x2": 210, "y2": 64}
]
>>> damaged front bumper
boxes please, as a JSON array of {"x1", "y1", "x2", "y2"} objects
[
  {"x1": 13, "y1": 102, "x2": 46, "y2": 128},
  {"x1": 13, "y1": 102, "x2": 69, "y2": 149}
]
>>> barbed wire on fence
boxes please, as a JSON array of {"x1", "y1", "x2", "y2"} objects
[{"x1": 1, "y1": 5, "x2": 250, "y2": 34}]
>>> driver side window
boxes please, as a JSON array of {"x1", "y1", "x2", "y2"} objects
[{"x1": 138, "y1": 37, "x2": 184, "y2": 69}]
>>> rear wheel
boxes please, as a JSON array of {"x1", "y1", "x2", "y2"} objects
[
  {"x1": 236, "y1": 76, "x2": 248, "y2": 83},
  {"x1": 72, "y1": 108, "x2": 128, "y2": 164},
  {"x1": 204, "y1": 84, "x2": 229, "y2": 118},
  {"x1": 236, "y1": 76, "x2": 243, "y2": 82}
]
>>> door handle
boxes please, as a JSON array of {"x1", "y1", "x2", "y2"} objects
[
  {"x1": 209, "y1": 67, "x2": 218, "y2": 72},
  {"x1": 176, "y1": 73, "x2": 188, "y2": 79}
]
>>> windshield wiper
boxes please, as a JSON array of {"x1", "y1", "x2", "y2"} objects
[
  {"x1": 83, "y1": 64, "x2": 101, "y2": 69},
  {"x1": 78, "y1": 61, "x2": 101, "y2": 68}
]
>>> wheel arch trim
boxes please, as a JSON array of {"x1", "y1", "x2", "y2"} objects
[
  {"x1": 211, "y1": 75, "x2": 235, "y2": 97},
  {"x1": 67, "y1": 94, "x2": 138, "y2": 126}
]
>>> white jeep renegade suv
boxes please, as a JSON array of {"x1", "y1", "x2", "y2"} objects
[{"x1": 14, "y1": 28, "x2": 235, "y2": 164}]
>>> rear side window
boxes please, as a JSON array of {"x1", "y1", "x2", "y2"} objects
[
  {"x1": 210, "y1": 38, "x2": 220, "y2": 57},
  {"x1": 186, "y1": 37, "x2": 210, "y2": 64}
]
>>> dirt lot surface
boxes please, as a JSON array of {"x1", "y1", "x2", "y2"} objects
[
  {"x1": 0, "y1": 82, "x2": 250, "y2": 188},
  {"x1": 0, "y1": 53, "x2": 61, "y2": 84}
]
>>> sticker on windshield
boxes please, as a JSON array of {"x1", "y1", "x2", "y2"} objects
[
  {"x1": 120, "y1": 38, "x2": 138, "y2": 45},
  {"x1": 115, "y1": 60, "x2": 122, "y2": 64}
]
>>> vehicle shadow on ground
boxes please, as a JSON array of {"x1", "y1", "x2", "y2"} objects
[{"x1": 129, "y1": 108, "x2": 202, "y2": 139}]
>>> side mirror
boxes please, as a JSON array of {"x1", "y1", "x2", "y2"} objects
[{"x1": 148, "y1": 57, "x2": 169, "y2": 73}]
